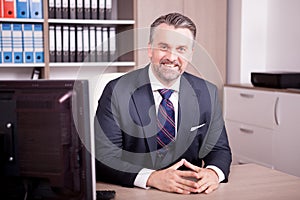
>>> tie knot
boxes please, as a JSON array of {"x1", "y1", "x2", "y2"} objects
[{"x1": 158, "y1": 89, "x2": 174, "y2": 99}]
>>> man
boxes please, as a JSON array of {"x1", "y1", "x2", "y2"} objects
[{"x1": 95, "y1": 12, "x2": 231, "y2": 195}]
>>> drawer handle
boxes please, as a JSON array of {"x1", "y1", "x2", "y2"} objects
[
  {"x1": 240, "y1": 93, "x2": 254, "y2": 98},
  {"x1": 240, "y1": 128, "x2": 254, "y2": 134}
]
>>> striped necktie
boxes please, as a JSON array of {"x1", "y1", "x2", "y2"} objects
[{"x1": 157, "y1": 89, "x2": 175, "y2": 149}]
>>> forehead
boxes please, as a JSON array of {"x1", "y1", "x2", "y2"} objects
[{"x1": 152, "y1": 23, "x2": 194, "y2": 46}]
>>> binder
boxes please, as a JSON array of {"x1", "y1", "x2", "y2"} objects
[
  {"x1": 23, "y1": 24, "x2": 34, "y2": 63},
  {"x1": 49, "y1": 25, "x2": 55, "y2": 62},
  {"x1": 62, "y1": 0, "x2": 69, "y2": 19},
  {"x1": 69, "y1": 26, "x2": 76, "y2": 62},
  {"x1": 95, "y1": 26, "x2": 103, "y2": 62},
  {"x1": 0, "y1": 24, "x2": 2, "y2": 63},
  {"x1": 30, "y1": 0, "x2": 43, "y2": 19},
  {"x1": 102, "y1": 27, "x2": 109, "y2": 62},
  {"x1": 33, "y1": 24, "x2": 44, "y2": 63},
  {"x1": 105, "y1": 0, "x2": 112, "y2": 19},
  {"x1": 99, "y1": 0, "x2": 105, "y2": 20},
  {"x1": 62, "y1": 26, "x2": 69, "y2": 62},
  {"x1": 31, "y1": 67, "x2": 41, "y2": 79},
  {"x1": 108, "y1": 27, "x2": 116, "y2": 62},
  {"x1": 55, "y1": 25, "x2": 62, "y2": 62},
  {"x1": 3, "y1": 0, "x2": 15, "y2": 18},
  {"x1": 84, "y1": 0, "x2": 90, "y2": 19},
  {"x1": 16, "y1": 0, "x2": 29, "y2": 18},
  {"x1": 89, "y1": 26, "x2": 96, "y2": 62},
  {"x1": 48, "y1": 0, "x2": 55, "y2": 18},
  {"x1": 76, "y1": 26, "x2": 83, "y2": 62},
  {"x1": 70, "y1": 0, "x2": 76, "y2": 19},
  {"x1": 0, "y1": 0, "x2": 2, "y2": 18},
  {"x1": 83, "y1": 26, "x2": 89, "y2": 61},
  {"x1": 55, "y1": 0, "x2": 62, "y2": 19},
  {"x1": 12, "y1": 23, "x2": 23, "y2": 63},
  {"x1": 77, "y1": 0, "x2": 83, "y2": 19},
  {"x1": 91, "y1": 0, "x2": 97, "y2": 19},
  {"x1": 2, "y1": 23, "x2": 13, "y2": 63}
]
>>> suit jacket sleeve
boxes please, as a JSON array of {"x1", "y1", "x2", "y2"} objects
[{"x1": 94, "y1": 80, "x2": 143, "y2": 187}]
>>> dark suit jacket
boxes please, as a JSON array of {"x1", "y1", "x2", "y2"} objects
[{"x1": 95, "y1": 65, "x2": 232, "y2": 187}]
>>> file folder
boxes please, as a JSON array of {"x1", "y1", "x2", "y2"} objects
[
  {"x1": 70, "y1": 0, "x2": 76, "y2": 19},
  {"x1": 49, "y1": 25, "x2": 55, "y2": 62},
  {"x1": 62, "y1": 26, "x2": 69, "y2": 62},
  {"x1": 83, "y1": 26, "x2": 89, "y2": 61},
  {"x1": 48, "y1": 0, "x2": 55, "y2": 18},
  {"x1": 55, "y1": 0, "x2": 62, "y2": 19},
  {"x1": 30, "y1": 0, "x2": 43, "y2": 19},
  {"x1": 89, "y1": 26, "x2": 96, "y2": 62},
  {"x1": 33, "y1": 24, "x2": 44, "y2": 63},
  {"x1": 16, "y1": 0, "x2": 30, "y2": 18},
  {"x1": 3, "y1": 0, "x2": 15, "y2": 18},
  {"x1": 2, "y1": 23, "x2": 13, "y2": 63},
  {"x1": 23, "y1": 24, "x2": 34, "y2": 63},
  {"x1": 96, "y1": 26, "x2": 103, "y2": 62},
  {"x1": 108, "y1": 27, "x2": 116, "y2": 62},
  {"x1": 69, "y1": 26, "x2": 76, "y2": 62},
  {"x1": 76, "y1": 26, "x2": 83, "y2": 62},
  {"x1": 77, "y1": 0, "x2": 83, "y2": 19},
  {"x1": 12, "y1": 24, "x2": 23, "y2": 63},
  {"x1": 99, "y1": 0, "x2": 105, "y2": 19},
  {"x1": 102, "y1": 27, "x2": 109, "y2": 62},
  {"x1": 55, "y1": 25, "x2": 62, "y2": 62},
  {"x1": 62, "y1": 0, "x2": 69, "y2": 19},
  {"x1": 0, "y1": 0, "x2": 2, "y2": 18},
  {"x1": 84, "y1": 0, "x2": 90, "y2": 19},
  {"x1": 0, "y1": 24, "x2": 2, "y2": 63},
  {"x1": 105, "y1": 0, "x2": 112, "y2": 19},
  {"x1": 91, "y1": 0, "x2": 97, "y2": 19}
]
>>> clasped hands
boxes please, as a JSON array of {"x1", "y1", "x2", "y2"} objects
[{"x1": 146, "y1": 159, "x2": 219, "y2": 194}]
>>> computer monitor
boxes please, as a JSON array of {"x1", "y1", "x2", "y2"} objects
[{"x1": 0, "y1": 80, "x2": 94, "y2": 199}]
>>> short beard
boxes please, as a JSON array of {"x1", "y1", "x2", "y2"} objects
[{"x1": 152, "y1": 61, "x2": 181, "y2": 85}]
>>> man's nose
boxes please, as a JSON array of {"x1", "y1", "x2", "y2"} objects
[{"x1": 165, "y1": 50, "x2": 178, "y2": 61}]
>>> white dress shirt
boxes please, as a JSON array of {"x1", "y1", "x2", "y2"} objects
[{"x1": 133, "y1": 65, "x2": 224, "y2": 189}]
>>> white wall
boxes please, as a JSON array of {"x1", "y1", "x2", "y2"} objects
[{"x1": 227, "y1": 0, "x2": 300, "y2": 84}]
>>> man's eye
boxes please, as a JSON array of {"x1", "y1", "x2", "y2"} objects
[
  {"x1": 178, "y1": 47, "x2": 186, "y2": 53},
  {"x1": 159, "y1": 45, "x2": 168, "y2": 51}
]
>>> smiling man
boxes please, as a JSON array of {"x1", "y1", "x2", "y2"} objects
[{"x1": 95, "y1": 12, "x2": 232, "y2": 195}]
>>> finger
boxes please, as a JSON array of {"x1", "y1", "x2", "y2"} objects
[
  {"x1": 183, "y1": 159, "x2": 201, "y2": 173},
  {"x1": 176, "y1": 170, "x2": 199, "y2": 179},
  {"x1": 171, "y1": 183, "x2": 191, "y2": 194},
  {"x1": 205, "y1": 183, "x2": 219, "y2": 194},
  {"x1": 195, "y1": 182, "x2": 209, "y2": 193},
  {"x1": 170, "y1": 159, "x2": 185, "y2": 170}
]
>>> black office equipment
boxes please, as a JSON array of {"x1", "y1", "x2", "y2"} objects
[
  {"x1": 251, "y1": 72, "x2": 300, "y2": 89},
  {"x1": 0, "y1": 80, "x2": 93, "y2": 199}
]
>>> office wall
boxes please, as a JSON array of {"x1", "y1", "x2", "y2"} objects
[{"x1": 227, "y1": 0, "x2": 300, "y2": 84}]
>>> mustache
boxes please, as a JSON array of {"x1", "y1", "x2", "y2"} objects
[{"x1": 160, "y1": 59, "x2": 180, "y2": 67}]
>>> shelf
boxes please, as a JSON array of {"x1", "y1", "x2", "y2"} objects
[
  {"x1": 0, "y1": 63, "x2": 45, "y2": 68},
  {"x1": 0, "y1": 18, "x2": 44, "y2": 23},
  {"x1": 47, "y1": 19, "x2": 135, "y2": 25},
  {"x1": 49, "y1": 62, "x2": 135, "y2": 67}
]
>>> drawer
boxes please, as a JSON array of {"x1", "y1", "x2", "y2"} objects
[
  {"x1": 226, "y1": 120, "x2": 273, "y2": 168},
  {"x1": 224, "y1": 87, "x2": 277, "y2": 129}
]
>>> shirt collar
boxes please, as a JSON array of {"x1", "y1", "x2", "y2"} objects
[{"x1": 148, "y1": 64, "x2": 181, "y2": 92}]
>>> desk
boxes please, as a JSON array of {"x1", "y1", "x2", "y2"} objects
[{"x1": 96, "y1": 164, "x2": 300, "y2": 200}]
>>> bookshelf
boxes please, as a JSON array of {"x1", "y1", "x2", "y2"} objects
[{"x1": 0, "y1": 0, "x2": 136, "y2": 79}]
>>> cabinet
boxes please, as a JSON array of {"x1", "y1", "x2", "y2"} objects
[
  {"x1": 224, "y1": 85, "x2": 300, "y2": 177},
  {"x1": 0, "y1": 0, "x2": 136, "y2": 79}
]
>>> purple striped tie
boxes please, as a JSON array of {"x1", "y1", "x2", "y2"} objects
[{"x1": 157, "y1": 89, "x2": 175, "y2": 149}]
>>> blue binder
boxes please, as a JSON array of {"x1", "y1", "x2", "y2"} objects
[
  {"x1": 16, "y1": 0, "x2": 30, "y2": 18},
  {"x1": 29, "y1": 0, "x2": 43, "y2": 19},
  {"x1": 2, "y1": 23, "x2": 13, "y2": 63},
  {"x1": 0, "y1": 24, "x2": 2, "y2": 63},
  {"x1": 12, "y1": 24, "x2": 24, "y2": 63},
  {"x1": 23, "y1": 24, "x2": 34, "y2": 63},
  {"x1": 33, "y1": 24, "x2": 44, "y2": 63}
]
